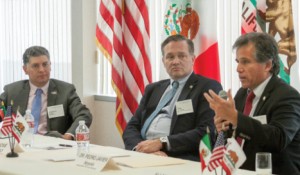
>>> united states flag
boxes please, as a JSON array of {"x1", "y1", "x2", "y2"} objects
[
  {"x1": 208, "y1": 131, "x2": 226, "y2": 171},
  {"x1": 0, "y1": 106, "x2": 13, "y2": 136},
  {"x1": 96, "y1": 0, "x2": 152, "y2": 133}
]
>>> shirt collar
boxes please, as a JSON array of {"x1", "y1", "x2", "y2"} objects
[
  {"x1": 29, "y1": 81, "x2": 49, "y2": 95},
  {"x1": 170, "y1": 72, "x2": 193, "y2": 88},
  {"x1": 251, "y1": 75, "x2": 272, "y2": 99}
]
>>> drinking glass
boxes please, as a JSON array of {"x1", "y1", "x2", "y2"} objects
[{"x1": 256, "y1": 152, "x2": 272, "y2": 175}]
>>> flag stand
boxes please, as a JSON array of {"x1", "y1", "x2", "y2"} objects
[
  {"x1": 6, "y1": 132, "x2": 18, "y2": 158},
  {"x1": 6, "y1": 150, "x2": 18, "y2": 157}
]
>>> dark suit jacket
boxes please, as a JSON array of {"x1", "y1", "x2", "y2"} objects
[
  {"x1": 0, "y1": 79, "x2": 92, "y2": 136},
  {"x1": 123, "y1": 73, "x2": 222, "y2": 161},
  {"x1": 232, "y1": 75, "x2": 300, "y2": 175}
]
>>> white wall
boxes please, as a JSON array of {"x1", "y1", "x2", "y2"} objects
[
  {"x1": 92, "y1": 100, "x2": 124, "y2": 148},
  {"x1": 71, "y1": 0, "x2": 124, "y2": 148}
]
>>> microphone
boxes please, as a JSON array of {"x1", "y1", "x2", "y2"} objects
[
  {"x1": 218, "y1": 90, "x2": 228, "y2": 100},
  {"x1": 218, "y1": 90, "x2": 228, "y2": 132}
]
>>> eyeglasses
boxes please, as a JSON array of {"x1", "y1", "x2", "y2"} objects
[
  {"x1": 164, "y1": 53, "x2": 190, "y2": 61},
  {"x1": 27, "y1": 62, "x2": 51, "y2": 71}
]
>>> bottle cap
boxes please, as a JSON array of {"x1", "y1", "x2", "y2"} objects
[
  {"x1": 79, "y1": 120, "x2": 85, "y2": 124},
  {"x1": 26, "y1": 109, "x2": 31, "y2": 114}
]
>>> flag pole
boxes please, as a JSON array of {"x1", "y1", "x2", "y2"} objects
[
  {"x1": 6, "y1": 100, "x2": 18, "y2": 158},
  {"x1": 206, "y1": 127, "x2": 218, "y2": 175}
]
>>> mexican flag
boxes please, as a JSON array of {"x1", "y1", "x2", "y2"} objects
[
  {"x1": 199, "y1": 131, "x2": 212, "y2": 172},
  {"x1": 163, "y1": 0, "x2": 220, "y2": 82},
  {"x1": 0, "y1": 102, "x2": 6, "y2": 120}
]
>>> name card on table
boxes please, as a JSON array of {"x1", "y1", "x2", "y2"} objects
[
  {"x1": 0, "y1": 142, "x2": 10, "y2": 153},
  {"x1": 76, "y1": 152, "x2": 120, "y2": 172}
]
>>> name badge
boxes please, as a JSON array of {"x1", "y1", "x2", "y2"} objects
[
  {"x1": 47, "y1": 104, "x2": 65, "y2": 118},
  {"x1": 253, "y1": 115, "x2": 267, "y2": 124},
  {"x1": 175, "y1": 99, "x2": 193, "y2": 115},
  {"x1": 76, "y1": 152, "x2": 120, "y2": 171}
]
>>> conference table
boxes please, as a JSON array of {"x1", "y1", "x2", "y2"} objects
[{"x1": 0, "y1": 135, "x2": 257, "y2": 175}]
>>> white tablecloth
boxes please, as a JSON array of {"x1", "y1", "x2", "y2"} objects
[{"x1": 0, "y1": 135, "x2": 256, "y2": 175}]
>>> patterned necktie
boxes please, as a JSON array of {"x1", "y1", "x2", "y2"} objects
[
  {"x1": 237, "y1": 91, "x2": 255, "y2": 145},
  {"x1": 140, "y1": 81, "x2": 179, "y2": 139},
  {"x1": 31, "y1": 88, "x2": 43, "y2": 133}
]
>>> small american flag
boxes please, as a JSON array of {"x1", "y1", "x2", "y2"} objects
[
  {"x1": 0, "y1": 106, "x2": 13, "y2": 136},
  {"x1": 208, "y1": 131, "x2": 226, "y2": 171}
]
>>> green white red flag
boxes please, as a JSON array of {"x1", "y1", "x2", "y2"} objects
[
  {"x1": 199, "y1": 131, "x2": 212, "y2": 172},
  {"x1": 0, "y1": 101, "x2": 6, "y2": 121},
  {"x1": 163, "y1": 0, "x2": 220, "y2": 82}
]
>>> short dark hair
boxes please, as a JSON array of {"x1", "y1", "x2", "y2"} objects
[
  {"x1": 161, "y1": 35, "x2": 194, "y2": 56},
  {"x1": 23, "y1": 46, "x2": 50, "y2": 65},
  {"x1": 232, "y1": 32, "x2": 280, "y2": 75}
]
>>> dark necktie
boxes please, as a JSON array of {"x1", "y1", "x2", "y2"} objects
[
  {"x1": 140, "y1": 81, "x2": 179, "y2": 139},
  {"x1": 237, "y1": 91, "x2": 255, "y2": 145},
  {"x1": 32, "y1": 88, "x2": 43, "y2": 133}
]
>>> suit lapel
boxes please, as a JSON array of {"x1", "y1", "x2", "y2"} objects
[
  {"x1": 46, "y1": 80, "x2": 58, "y2": 130},
  {"x1": 149, "y1": 81, "x2": 169, "y2": 107},
  {"x1": 47, "y1": 80, "x2": 58, "y2": 109},
  {"x1": 15, "y1": 81, "x2": 30, "y2": 115},
  {"x1": 253, "y1": 76, "x2": 276, "y2": 116},
  {"x1": 236, "y1": 89, "x2": 248, "y2": 112},
  {"x1": 170, "y1": 74, "x2": 198, "y2": 132},
  {"x1": 178, "y1": 75, "x2": 198, "y2": 101}
]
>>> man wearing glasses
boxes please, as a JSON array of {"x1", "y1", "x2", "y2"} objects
[{"x1": 0, "y1": 46, "x2": 92, "y2": 140}]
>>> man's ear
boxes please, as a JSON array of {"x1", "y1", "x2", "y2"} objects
[
  {"x1": 23, "y1": 65, "x2": 28, "y2": 75},
  {"x1": 265, "y1": 59, "x2": 273, "y2": 72}
]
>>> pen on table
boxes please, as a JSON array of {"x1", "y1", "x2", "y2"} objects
[{"x1": 59, "y1": 144, "x2": 73, "y2": 147}]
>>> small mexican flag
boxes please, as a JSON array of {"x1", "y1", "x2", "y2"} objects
[
  {"x1": 199, "y1": 127, "x2": 212, "y2": 172},
  {"x1": 0, "y1": 101, "x2": 6, "y2": 120}
]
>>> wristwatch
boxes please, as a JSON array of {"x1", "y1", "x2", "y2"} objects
[{"x1": 159, "y1": 136, "x2": 168, "y2": 151}]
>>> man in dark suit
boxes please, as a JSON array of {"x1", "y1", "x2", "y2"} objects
[
  {"x1": 204, "y1": 32, "x2": 300, "y2": 174},
  {"x1": 122, "y1": 35, "x2": 222, "y2": 161},
  {"x1": 0, "y1": 46, "x2": 92, "y2": 140}
]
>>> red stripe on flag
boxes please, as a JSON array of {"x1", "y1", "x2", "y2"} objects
[
  {"x1": 96, "y1": 0, "x2": 152, "y2": 134},
  {"x1": 113, "y1": 0, "x2": 122, "y2": 24},
  {"x1": 100, "y1": 2, "x2": 114, "y2": 29},
  {"x1": 115, "y1": 99, "x2": 127, "y2": 131},
  {"x1": 134, "y1": 0, "x2": 149, "y2": 35},
  {"x1": 96, "y1": 26, "x2": 112, "y2": 57},
  {"x1": 121, "y1": 73, "x2": 139, "y2": 114},
  {"x1": 124, "y1": 4, "x2": 152, "y2": 83},
  {"x1": 123, "y1": 41, "x2": 146, "y2": 94},
  {"x1": 241, "y1": 27, "x2": 247, "y2": 35},
  {"x1": 194, "y1": 43, "x2": 220, "y2": 82}
]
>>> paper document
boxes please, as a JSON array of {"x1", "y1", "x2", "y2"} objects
[
  {"x1": 114, "y1": 154, "x2": 186, "y2": 168},
  {"x1": 45, "y1": 149, "x2": 76, "y2": 162},
  {"x1": 48, "y1": 154, "x2": 76, "y2": 162},
  {"x1": 32, "y1": 143, "x2": 75, "y2": 150}
]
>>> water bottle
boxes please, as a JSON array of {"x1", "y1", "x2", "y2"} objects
[
  {"x1": 75, "y1": 120, "x2": 89, "y2": 155},
  {"x1": 22, "y1": 109, "x2": 34, "y2": 147}
]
